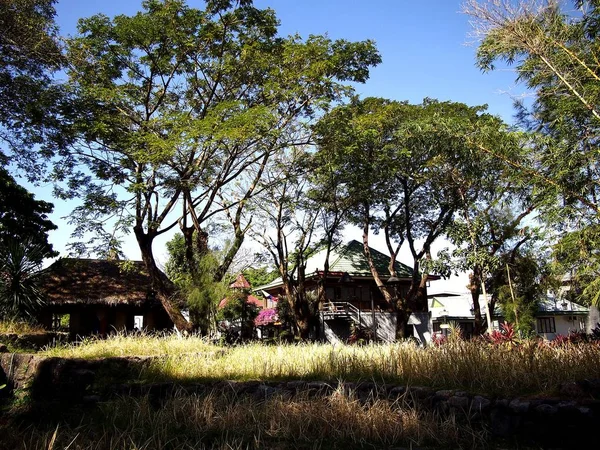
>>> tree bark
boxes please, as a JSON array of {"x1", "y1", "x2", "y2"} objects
[
  {"x1": 134, "y1": 225, "x2": 192, "y2": 332},
  {"x1": 182, "y1": 225, "x2": 196, "y2": 274},
  {"x1": 469, "y1": 268, "x2": 485, "y2": 335},
  {"x1": 214, "y1": 224, "x2": 245, "y2": 282}
]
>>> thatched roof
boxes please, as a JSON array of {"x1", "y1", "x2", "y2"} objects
[{"x1": 40, "y1": 258, "x2": 173, "y2": 307}]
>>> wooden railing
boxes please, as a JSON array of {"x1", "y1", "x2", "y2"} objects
[{"x1": 321, "y1": 301, "x2": 361, "y2": 321}]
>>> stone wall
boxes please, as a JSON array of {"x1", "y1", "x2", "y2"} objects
[{"x1": 0, "y1": 332, "x2": 68, "y2": 351}]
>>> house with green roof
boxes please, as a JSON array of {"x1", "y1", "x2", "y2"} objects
[{"x1": 257, "y1": 240, "x2": 437, "y2": 342}]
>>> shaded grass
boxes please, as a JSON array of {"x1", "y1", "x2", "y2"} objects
[
  {"x1": 41, "y1": 334, "x2": 600, "y2": 397},
  {"x1": 0, "y1": 388, "x2": 487, "y2": 449}
]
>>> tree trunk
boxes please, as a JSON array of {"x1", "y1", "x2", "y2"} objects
[
  {"x1": 214, "y1": 226, "x2": 244, "y2": 282},
  {"x1": 182, "y1": 225, "x2": 196, "y2": 274},
  {"x1": 469, "y1": 268, "x2": 484, "y2": 335},
  {"x1": 295, "y1": 313, "x2": 311, "y2": 340},
  {"x1": 134, "y1": 226, "x2": 192, "y2": 333}
]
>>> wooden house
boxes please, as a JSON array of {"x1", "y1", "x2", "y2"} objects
[
  {"x1": 256, "y1": 240, "x2": 435, "y2": 342},
  {"x1": 37, "y1": 258, "x2": 174, "y2": 338}
]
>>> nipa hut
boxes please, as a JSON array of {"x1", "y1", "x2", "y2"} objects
[{"x1": 37, "y1": 258, "x2": 174, "y2": 338}]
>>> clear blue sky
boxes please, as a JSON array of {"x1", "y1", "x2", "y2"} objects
[{"x1": 38, "y1": 0, "x2": 525, "y2": 286}]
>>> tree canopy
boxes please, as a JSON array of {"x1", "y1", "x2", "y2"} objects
[
  {"x1": 0, "y1": 0, "x2": 59, "y2": 267},
  {"x1": 313, "y1": 97, "x2": 519, "y2": 336},
  {"x1": 464, "y1": 0, "x2": 600, "y2": 305},
  {"x1": 0, "y1": 0, "x2": 67, "y2": 177},
  {"x1": 61, "y1": 0, "x2": 380, "y2": 330},
  {"x1": 0, "y1": 167, "x2": 57, "y2": 259}
]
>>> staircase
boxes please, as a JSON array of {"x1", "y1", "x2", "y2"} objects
[
  {"x1": 321, "y1": 302, "x2": 363, "y2": 325},
  {"x1": 321, "y1": 302, "x2": 394, "y2": 342}
]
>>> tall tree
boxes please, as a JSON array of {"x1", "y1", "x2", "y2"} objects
[
  {"x1": 463, "y1": 0, "x2": 600, "y2": 305},
  {"x1": 444, "y1": 129, "x2": 539, "y2": 335},
  {"x1": 0, "y1": 0, "x2": 61, "y2": 269},
  {"x1": 315, "y1": 97, "x2": 517, "y2": 337},
  {"x1": 252, "y1": 149, "x2": 338, "y2": 339},
  {"x1": 63, "y1": 0, "x2": 380, "y2": 331},
  {"x1": 488, "y1": 247, "x2": 551, "y2": 336},
  {"x1": 165, "y1": 232, "x2": 229, "y2": 334}
]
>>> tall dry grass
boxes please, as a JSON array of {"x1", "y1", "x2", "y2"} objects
[
  {"x1": 1, "y1": 389, "x2": 487, "y2": 449},
  {"x1": 0, "y1": 320, "x2": 45, "y2": 334},
  {"x1": 41, "y1": 333, "x2": 600, "y2": 396}
]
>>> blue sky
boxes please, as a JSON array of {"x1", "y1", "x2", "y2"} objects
[{"x1": 36, "y1": 0, "x2": 528, "y2": 289}]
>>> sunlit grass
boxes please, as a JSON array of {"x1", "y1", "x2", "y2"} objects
[
  {"x1": 40, "y1": 333, "x2": 600, "y2": 396},
  {"x1": 42, "y1": 332, "x2": 215, "y2": 358},
  {"x1": 0, "y1": 320, "x2": 46, "y2": 334}
]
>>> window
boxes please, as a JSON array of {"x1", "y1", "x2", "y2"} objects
[
  {"x1": 134, "y1": 315, "x2": 144, "y2": 331},
  {"x1": 52, "y1": 314, "x2": 69, "y2": 331},
  {"x1": 537, "y1": 317, "x2": 556, "y2": 333}
]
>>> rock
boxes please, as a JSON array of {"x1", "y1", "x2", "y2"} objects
[
  {"x1": 557, "y1": 400, "x2": 578, "y2": 413},
  {"x1": 82, "y1": 395, "x2": 101, "y2": 404},
  {"x1": 306, "y1": 381, "x2": 331, "y2": 393},
  {"x1": 389, "y1": 386, "x2": 406, "y2": 397},
  {"x1": 535, "y1": 403, "x2": 558, "y2": 415},
  {"x1": 254, "y1": 384, "x2": 278, "y2": 400},
  {"x1": 582, "y1": 379, "x2": 600, "y2": 398},
  {"x1": 285, "y1": 380, "x2": 307, "y2": 391},
  {"x1": 490, "y1": 407, "x2": 514, "y2": 437},
  {"x1": 405, "y1": 386, "x2": 432, "y2": 399},
  {"x1": 472, "y1": 395, "x2": 491, "y2": 412},
  {"x1": 448, "y1": 395, "x2": 470, "y2": 409},
  {"x1": 434, "y1": 389, "x2": 454, "y2": 399},
  {"x1": 495, "y1": 398, "x2": 509, "y2": 408},
  {"x1": 578, "y1": 406, "x2": 592, "y2": 417},
  {"x1": 0, "y1": 344, "x2": 8, "y2": 353},
  {"x1": 509, "y1": 398, "x2": 530, "y2": 414},
  {"x1": 356, "y1": 381, "x2": 376, "y2": 392}
]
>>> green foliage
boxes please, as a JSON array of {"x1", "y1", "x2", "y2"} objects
[
  {"x1": 552, "y1": 225, "x2": 600, "y2": 305},
  {"x1": 0, "y1": 0, "x2": 68, "y2": 178},
  {"x1": 164, "y1": 233, "x2": 189, "y2": 283},
  {"x1": 252, "y1": 148, "x2": 340, "y2": 339},
  {"x1": 216, "y1": 289, "x2": 259, "y2": 341},
  {"x1": 61, "y1": 0, "x2": 380, "y2": 260},
  {"x1": 0, "y1": 236, "x2": 49, "y2": 321},
  {"x1": 166, "y1": 233, "x2": 229, "y2": 333},
  {"x1": 492, "y1": 251, "x2": 548, "y2": 337},
  {"x1": 274, "y1": 294, "x2": 296, "y2": 331},
  {"x1": 465, "y1": 0, "x2": 600, "y2": 305},
  {"x1": 314, "y1": 97, "x2": 518, "y2": 319},
  {"x1": 217, "y1": 291, "x2": 256, "y2": 322},
  {"x1": 243, "y1": 266, "x2": 278, "y2": 289},
  {"x1": 0, "y1": 167, "x2": 57, "y2": 259}
]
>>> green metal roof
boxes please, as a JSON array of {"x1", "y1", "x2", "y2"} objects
[
  {"x1": 255, "y1": 240, "x2": 413, "y2": 291},
  {"x1": 326, "y1": 240, "x2": 412, "y2": 278}
]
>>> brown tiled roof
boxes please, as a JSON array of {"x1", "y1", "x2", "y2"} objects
[
  {"x1": 39, "y1": 258, "x2": 173, "y2": 306},
  {"x1": 218, "y1": 294, "x2": 264, "y2": 310}
]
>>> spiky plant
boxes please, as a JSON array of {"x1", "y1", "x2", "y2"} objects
[{"x1": 0, "y1": 237, "x2": 48, "y2": 320}]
